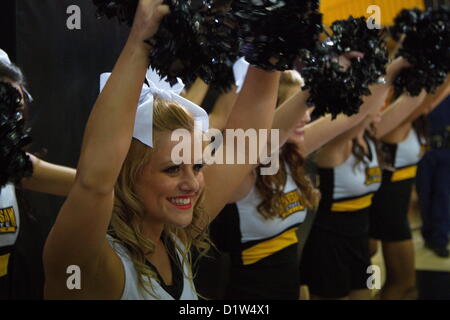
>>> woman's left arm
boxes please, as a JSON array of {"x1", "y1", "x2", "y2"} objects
[
  {"x1": 20, "y1": 154, "x2": 76, "y2": 197},
  {"x1": 181, "y1": 77, "x2": 209, "y2": 106},
  {"x1": 375, "y1": 91, "x2": 427, "y2": 139}
]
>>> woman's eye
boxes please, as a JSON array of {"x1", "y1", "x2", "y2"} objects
[
  {"x1": 193, "y1": 164, "x2": 204, "y2": 172},
  {"x1": 164, "y1": 165, "x2": 180, "y2": 174}
]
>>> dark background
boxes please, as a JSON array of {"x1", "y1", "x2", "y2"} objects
[
  {"x1": 0, "y1": 0, "x2": 448, "y2": 300},
  {"x1": 1, "y1": 0, "x2": 129, "y2": 299}
]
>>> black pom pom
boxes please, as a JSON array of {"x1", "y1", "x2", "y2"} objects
[
  {"x1": 0, "y1": 81, "x2": 33, "y2": 188},
  {"x1": 150, "y1": 2, "x2": 239, "y2": 91},
  {"x1": 391, "y1": 6, "x2": 450, "y2": 97},
  {"x1": 329, "y1": 16, "x2": 388, "y2": 91},
  {"x1": 301, "y1": 17, "x2": 388, "y2": 119},
  {"x1": 230, "y1": 0, "x2": 323, "y2": 71},
  {"x1": 93, "y1": 0, "x2": 138, "y2": 25},
  {"x1": 389, "y1": 8, "x2": 422, "y2": 41},
  {"x1": 300, "y1": 47, "x2": 363, "y2": 120},
  {"x1": 193, "y1": 12, "x2": 240, "y2": 92},
  {"x1": 93, "y1": 0, "x2": 239, "y2": 92}
]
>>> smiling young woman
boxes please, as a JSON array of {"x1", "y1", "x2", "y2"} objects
[{"x1": 42, "y1": 0, "x2": 282, "y2": 300}]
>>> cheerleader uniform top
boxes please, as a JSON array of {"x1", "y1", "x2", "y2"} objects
[
  {"x1": 0, "y1": 184, "x2": 20, "y2": 298},
  {"x1": 107, "y1": 235, "x2": 198, "y2": 300},
  {"x1": 212, "y1": 165, "x2": 308, "y2": 299},
  {"x1": 383, "y1": 129, "x2": 423, "y2": 182},
  {"x1": 315, "y1": 136, "x2": 382, "y2": 237},
  {"x1": 368, "y1": 128, "x2": 424, "y2": 239}
]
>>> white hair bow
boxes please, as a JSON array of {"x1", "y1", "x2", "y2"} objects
[
  {"x1": 233, "y1": 57, "x2": 250, "y2": 93},
  {"x1": 0, "y1": 49, "x2": 10, "y2": 65},
  {"x1": 0, "y1": 48, "x2": 33, "y2": 102},
  {"x1": 233, "y1": 57, "x2": 306, "y2": 93},
  {"x1": 99, "y1": 68, "x2": 209, "y2": 148}
]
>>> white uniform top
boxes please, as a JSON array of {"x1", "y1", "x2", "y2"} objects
[
  {"x1": 394, "y1": 129, "x2": 422, "y2": 169},
  {"x1": 333, "y1": 138, "x2": 382, "y2": 201},
  {"x1": 108, "y1": 235, "x2": 198, "y2": 300},
  {"x1": 237, "y1": 169, "x2": 307, "y2": 243},
  {"x1": 0, "y1": 184, "x2": 20, "y2": 247}
]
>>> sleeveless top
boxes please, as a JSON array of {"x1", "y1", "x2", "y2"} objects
[
  {"x1": 211, "y1": 164, "x2": 308, "y2": 299},
  {"x1": 0, "y1": 184, "x2": 20, "y2": 299},
  {"x1": 369, "y1": 128, "x2": 424, "y2": 223},
  {"x1": 107, "y1": 235, "x2": 198, "y2": 300},
  {"x1": 0, "y1": 184, "x2": 20, "y2": 277},
  {"x1": 384, "y1": 129, "x2": 423, "y2": 182},
  {"x1": 315, "y1": 137, "x2": 382, "y2": 236}
]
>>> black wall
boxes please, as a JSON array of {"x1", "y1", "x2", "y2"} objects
[
  {"x1": 425, "y1": 0, "x2": 450, "y2": 8},
  {"x1": 2, "y1": 0, "x2": 129, "y2": 298}
]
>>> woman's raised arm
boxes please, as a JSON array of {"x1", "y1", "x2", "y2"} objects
[
  {"x1": 300, "y1": 57, "x2": 411, "y2": 157},
  {"x1": 20, "y1": 154, "x2": 76, "y2": 197},
  {"x1": 43, "y1": 0, "x2": 169, "y2": 298},
  {"x1": 202, "y1": 67, "x2": 280, "y2": 219}
]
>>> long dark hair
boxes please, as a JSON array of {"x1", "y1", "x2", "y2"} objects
[
  {"x1": 255, "y1": 143, "x2": 320, "y2": 219},
  {"x1": 0, "y1": 60, "x2": 32, "y2": 106},
  {"x1": 412, "y1": 115, "x2": 430, "y2": 147},
  {"x1": 352, "y1": 128, "x2": 388, "y2": 170},
  {"x1": 254, "y1": 71, "x2": 320, "y2": 219}
]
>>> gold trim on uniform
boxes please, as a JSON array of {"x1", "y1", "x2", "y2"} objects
[
  {"x1": 279, "y1": 190, "x2": 305, "y2": 219},
  {"x1": 0, "y1": 253, "x2": 10, "y2": 277},
  {"x1": 365, "y1": 167, "x2": 382, "y2": 185},
  {"x1": 331, "y1": 193, "x2": 375, "y2": 212},
  {"x1": 242, "y1": 227, "x2": 299, "y2": 265},
  {"x1": 419, "y1": 145, "x2": 427, "y2": 158},
  {"x1": 391, "y1": 165, "x2": 417, "y2": 182},
  {"x1": 0, "y1": 206, "x2": 17, "y2": 233}
]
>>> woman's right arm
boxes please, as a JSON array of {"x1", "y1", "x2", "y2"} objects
[
  {"x1": 20, "y1": 154, "x2": 76, "y2": 197},
  {"x1": 43, "y1": 0, "x2": 169, "y2": 299},
  {"x1": 182, "y1": 77, "x2": 209, "y2": 106},
  {"x1": 208, "y1": 87, "x2": 239, "y2": 131},
  {"x1": 301, "y1": 57, "x2": 411, "y2": 157},
  {"x1": 380, "y1": 75, "x2": 450, "y2": 144}
]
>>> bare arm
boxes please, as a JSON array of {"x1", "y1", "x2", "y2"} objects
[
  {"x1": 208, "y1": 86, "x2": 239, "y2": 131},
  {"x1": 181, "y1": 77, "x2": 209, "y2": 106},
  {"x1": 43, "y1": 0, "x2": 169, "y2": 299},
  {"x1": 202, "y1": 67, "x2": 280, "y2": 219},
  {"x1": 375, "y1": 91, "x2": 427, "y2": 139},
  {"x1": 301, "y1": 83, "x2": 389, "y2": 157},
  {"x1": 270, "y1": 56, "x2": 408, "y2": 158},
  {"x1": 20, "y1": 154, "x2": 76, "y2": 196},
  {"x1": 380, "y1": 76, "x2": 450, "y2": 143},
  {"x1": 271, "y1": 89, "x2": 310, "y2": 145},
  {"x1": 397, "y1": 75, "x2": 450, "y2": 127}
]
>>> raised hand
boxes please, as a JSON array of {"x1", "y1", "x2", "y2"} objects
[
  {"x1": 337, "y1": 51, "x2": 365, "y2": 72},
  {"x1": 385, "y1": 57, "x2": 412, "y2": 84},
  {"x1": 128, "y1": 0, "x2": 170, "y2": 45}
]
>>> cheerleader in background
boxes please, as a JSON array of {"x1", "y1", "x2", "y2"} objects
[
  {"x1": 0, "y1": 50, "x2": 76, "y2": 299},
  {"x1": 299, "y1": 83, "x2": 432, "y2": 300},
  {"x1": 208, "y1": 55, "x2": 410, "y2": 300},
  {"x1": 369, "y1": 76, "x2": 450, "y2": 300}
]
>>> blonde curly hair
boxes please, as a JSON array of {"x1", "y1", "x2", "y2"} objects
[{"x1": 108, "y1": 98, "x2": 211, "y2": 298}]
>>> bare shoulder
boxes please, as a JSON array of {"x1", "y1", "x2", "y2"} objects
[
  {"x1": 227, "y1": 171, "x2": 256, "y2": 203},
  {"x1": 380, "y1": 122, "x2": 412, "y2": 144},
  {"x1": 44, "y1": 240, "x2": 125, "y2": 300},
  {"x1": 315, "y1": 140, "x2": 352, "y2": 168}
]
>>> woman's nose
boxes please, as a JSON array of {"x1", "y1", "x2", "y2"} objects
[
  {"x1": 303, "y1": 110, "x2": 312, "y2": 123},
  {"x1": 179, "y1": 168, "x2": 200, "y2": 192}
]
